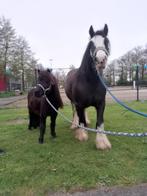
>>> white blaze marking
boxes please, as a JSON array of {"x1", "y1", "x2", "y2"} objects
[{"x1": 91, "y1": 35, "x2": 105, "y2": 48}]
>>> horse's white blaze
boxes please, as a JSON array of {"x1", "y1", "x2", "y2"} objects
[
  {"x1": 75, "y1": 123, "x2": 88, "y2": 141},
  {"x1": 96, "y1": 123, "x2": 111, "y2": 150},
  {"x1": 91, "y1": 35, "x2": 108, "y2": 69},
  {"x1": 91, "y1": 35, "x2": 104, "y2": 48}
]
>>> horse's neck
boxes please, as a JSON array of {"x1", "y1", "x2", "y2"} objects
[
  {"x1": 79, "y1": 45, "x2": 93, "y2": 72},
  {"x1": 79, "y1": 46, "x2": 99, "y2": 81}
]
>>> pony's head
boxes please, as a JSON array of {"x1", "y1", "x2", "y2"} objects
[
  {"x1": 89, "y1": 24, "x2": 110, "y2": 70},
  {"x1": 34, "y1": 69, "x2": 55, "y2": 97}
]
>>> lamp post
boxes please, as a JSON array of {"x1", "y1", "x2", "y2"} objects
[
  {"x1": 132, "y1": 64, "x2": 140, "y2": 101},
  {"x1": 49, "y1": 59, "x2": 53, "y2": 69},
  {"x1": 136, "y1": 65, "x2": 139, "y2": 101}
]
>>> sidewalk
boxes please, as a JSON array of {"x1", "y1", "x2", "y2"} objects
[
  {"x1": 49, "y1": 183, "x2": 147, "y2": 196},
  {"x1": 0, "y1": 95, "x2": 26, "y2": 107}
]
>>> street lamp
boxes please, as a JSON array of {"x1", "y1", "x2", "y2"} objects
[
  {"x1": 132, "y1": 64, "x2": 140, "y2": 101},
  {"x1": 49, "y1": 59, "x2": 53, "y2": 69}
]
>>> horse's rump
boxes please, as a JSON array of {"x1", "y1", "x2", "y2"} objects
[
  {"x1": 65, "y1": 69, "x2": 78, "y2": 102},
  {"x1": 28, "y1": 88, "x2": 41, "y2": 116}
]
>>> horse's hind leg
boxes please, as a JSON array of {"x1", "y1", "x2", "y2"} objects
[
  {"x1": 95, "y1": 102, "x2": 111, "y2": 150},
  {"x1": 71, "y1": 104, "x2": 90, "y2": 129},
  {"x1": 50, "y1": 113, "x2": 57, "y2": 138},
  {"x1": 71, "y1": 110, "x2": 90, "y2": 129},
  {"x1": 85, "y1": 110, "x2": 90, "y2": 125},
  {"x1": 75, "y1": 106, "x2": 88, "y2": 141}
]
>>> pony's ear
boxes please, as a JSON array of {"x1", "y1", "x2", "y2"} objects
[
  {"x1": 89, "y1": 25, "x2": 95, "y2": 38},
  {"x1": 103, "y1": 24, "x2": 108, "y2": 36},
  {"x1": 47, "y1": 68, "x2": 52, "y2": 73}
]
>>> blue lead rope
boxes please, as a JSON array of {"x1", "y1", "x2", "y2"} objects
[{"x1": 98, "y1": 72, "x2": 147, "y2": 118}]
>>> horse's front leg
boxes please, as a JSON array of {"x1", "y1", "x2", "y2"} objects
[
  {"x1": 75, "y1": 106, "x2": 88, "y2": 141},
  {"x1": 50, "y1": 113, "x2": 57, "y2": 138},
  {"x1": 95, "y1": 101, "x2": 111, "y2": 150},
  {"x1": 39, "y1": 116, "x2": 46, "y2": 144}
]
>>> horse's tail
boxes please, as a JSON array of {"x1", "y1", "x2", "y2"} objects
[{"x1": 54, "y1": 82, "x2": 64, "y2": 109}]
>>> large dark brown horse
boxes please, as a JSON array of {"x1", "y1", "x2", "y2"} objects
[
  {"x1": 65, "y1": 24, "x2": 111, "y2": 150},
  {"x1": 28, "y1": 69, "x2": 63, "y2": 143}
]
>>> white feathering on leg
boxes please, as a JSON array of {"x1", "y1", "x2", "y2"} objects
[
  {"x1": 71, "y1": 111, "x2": 79, "y2": 129},
  {"x1": 96, "y1": 123, "x2": 111, "y2": 150},
  {"x1": 75, "y1": 123, "x2": 88, "y2": 141}
]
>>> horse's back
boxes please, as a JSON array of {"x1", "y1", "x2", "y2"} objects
[{"x1": 28, "y1": 88, "x2": 40, "y2": 115}]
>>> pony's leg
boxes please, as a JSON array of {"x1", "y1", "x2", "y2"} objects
[
  {"x1": 50, "y1": 114, "x2": 57, "y2": 138},
  {"x1": 95, "y1": 102, "x2": 111, "y2": 150},
  {"x1": 28, "y1": 111, "x2": 33, "y2": 130},
  {"x1": 39, "y1": 116, "x2": 46, "y2": 144},
  {"x1": 75, "y1": 107, "x2": 88, "y2": 141}
]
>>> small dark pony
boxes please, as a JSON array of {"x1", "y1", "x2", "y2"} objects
[
  {"x1": 28, "y1": 69, "x2": 63, "y2": 143},
  {"x1": 65, "y1": 24, "x2": 111, "y2": 150}
]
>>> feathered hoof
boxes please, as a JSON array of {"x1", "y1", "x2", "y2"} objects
[
  {"x1": 70, "y1": 124, "x2": 78, "y2": 129},
  {"x1": 96, "y1": 134, "x2": 111, "y2": 150},
  {"x1": 75, "y1": 128, "x2": 88, "y2": 141}
]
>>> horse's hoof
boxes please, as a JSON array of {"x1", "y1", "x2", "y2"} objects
[
  {"x1": 28, "y1": 126, "x2": 32, "y2": 130},
  {"x1": 70, "y1": 124, "x2": 78, "y2": 129},
  {"x1": 96, "y1": 134, "x2": 111, "y2": 150},
  {"x1": 51, "y1": 133, "x2": 57, "y2": 138},
  {"x1": 38, "y1": 138, "x2": 44, "y2": 144},
  {"x1": 75, "y1": 129, "x2": 88, "y2": 141}
]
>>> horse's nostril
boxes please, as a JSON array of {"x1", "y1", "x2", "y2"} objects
[{"x1": 100, "y1": 59, "x2": 104, "y2": 64}]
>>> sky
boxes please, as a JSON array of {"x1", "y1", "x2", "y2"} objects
[{"x1": 0, "y1": 0, "x2": 147, "y2": 69}]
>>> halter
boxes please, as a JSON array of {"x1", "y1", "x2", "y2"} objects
[
  {"x1": 90, "y1": 46, "x2": 109, "y2": 64},
  {"x1": 37, "y1": 83, "x2": 51, "y2": 96}
]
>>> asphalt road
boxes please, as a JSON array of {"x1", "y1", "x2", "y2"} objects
[
  {"x1": 0, "y1": 87, "x2": 147, "y2": 107},
  {"x1": 0, "y1": 95, "x2": 26, "y2": 107},
  {"x1": 49, "y1": 183, "x2": 147, "y2": 196}
]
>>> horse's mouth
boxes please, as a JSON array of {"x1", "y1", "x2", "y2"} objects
[{"x1": 96, "y1": 63, "x2": 106, "y2": 70}]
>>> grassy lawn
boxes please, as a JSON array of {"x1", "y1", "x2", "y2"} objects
[
  {"x1": 0, "y1": 102, "x2": 147, "y2": 195},
  {"x1": 0, "y1": 91, "x2": 16, "y2": 98}
]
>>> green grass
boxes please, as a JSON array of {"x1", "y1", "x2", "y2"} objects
[
  {"x1": 0, "y1": 91, "x2": 15, "y2": 98},
  {"x1": 0, "y1": 102, "x2": 147, "y2": 195}
]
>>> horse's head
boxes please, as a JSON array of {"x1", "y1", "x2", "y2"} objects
[
  {"x1": 34, "y1": 69, "x2": 55, "y2": 97},
  {"x1": 89, "y1": 24, "x2": 110, "y2": 70}
]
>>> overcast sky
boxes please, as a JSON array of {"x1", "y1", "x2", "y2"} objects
[{"x1": 0, "y1": 0, "x2": 147, "y2": 68}]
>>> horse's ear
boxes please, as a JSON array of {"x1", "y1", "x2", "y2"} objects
[
  {"x1": 103, "y1": 24, "x2": 108, "y2": 36},
  {"x1": 47, "y1": 68, "x2": 52, "y2": 73},
  {"x1": 89, "y1": 25, "x2": 95, "y2": 38}
]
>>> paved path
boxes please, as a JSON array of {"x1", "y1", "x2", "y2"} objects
[
  {"x1": 0, "y1": 88, "x2": 147, "y2": 108},
  {"x1": 0, "y1": 95, "x2": 26, "y2": 107},
  {"x1": 49, "y1": 183, "x2": 147, "y2": 196}
]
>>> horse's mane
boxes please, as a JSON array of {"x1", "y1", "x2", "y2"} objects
[
  {"x1": 38, "y1": 70, "x2": 63, "y2": 108},
  {"x1": 52, "y1": 75, "x2": 63, "y2": 109},
  {"x1": 79, "y1": 42, "x2": 95, "y2": 75}
]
